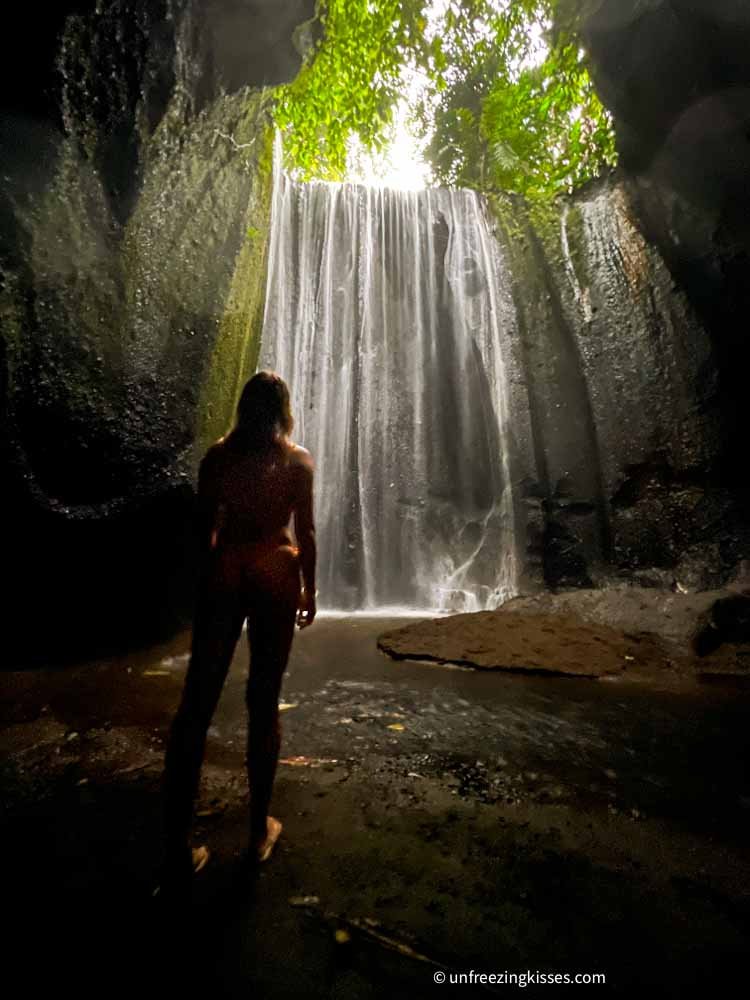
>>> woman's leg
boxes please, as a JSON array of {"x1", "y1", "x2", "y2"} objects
[
  {"x1": 163, "y1": 580, "x2": 245, "y2": 862},
  {"x1": 245, "y1": 546, "x2": 300, "y2": 851}
]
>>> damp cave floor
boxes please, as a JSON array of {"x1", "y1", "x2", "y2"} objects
[{"x1": 1, "y1": 615, "x2": 749, "y2": 998}]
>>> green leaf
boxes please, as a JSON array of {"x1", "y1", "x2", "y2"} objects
[{"x1": 271, "y1": 0, "x2": 617, "y2": 196}]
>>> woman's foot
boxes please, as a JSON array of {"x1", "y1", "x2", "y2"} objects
[
  {"x1": 191, "y1": 844, "x2": 210, "y2": 873},
  {"x1": 153, "y1": 844, "x2": 210, "y2": 898},
  {"x1": 254, "y1": 816, "x2": 282, "y2": 863}
]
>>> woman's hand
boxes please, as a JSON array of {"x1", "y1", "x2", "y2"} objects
[{"x1": 296, "y1": 588, "x2": 317, "y2": 629}]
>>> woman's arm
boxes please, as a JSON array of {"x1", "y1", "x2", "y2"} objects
[
  {"x1": 195, "y1": 444, "x2": 223, "y2": 564},
  {"x1": 294, "y1": 449, "x2": 317, "y2": 628}
]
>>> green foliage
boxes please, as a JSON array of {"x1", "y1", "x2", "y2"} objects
[
  {"x1": 274, "y1": 0, "x2": 617, "y2": 198},
  {"x1": 274, "y1": 0, "x2": 438, "y2": 180},
  {"x1": 420, "y1": 0, "x2": 617, "y2": 196}
]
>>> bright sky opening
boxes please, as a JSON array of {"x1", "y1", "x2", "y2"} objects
[{"x1": 345, "y1": 0, "x2": 551, "y2": 191}]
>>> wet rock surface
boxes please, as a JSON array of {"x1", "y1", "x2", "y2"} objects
[
  {"x1": 0, "y1": 2, "x2": 314, "y2": 657},
  {"x1": 2, "y1": 618, "x2": 749, "y2": 997},
  {"x1": 577, "y1": 0, "x2": 750, "y2": 493},
  {"x1": 378, "y1": 610, "x2": 675, "y2": 679},
  {"x1": 504, "y1": 586, "x2": 740, "y2": 652},
  {"x1": 495, "y1": 177, "x2": 745, "y2": 593},
  {"x1": 379, "y1": 588, "x2": 750, "y2": 682}
]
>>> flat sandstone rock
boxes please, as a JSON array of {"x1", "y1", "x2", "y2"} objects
[{"x1": 378, "y1": 610, "x2": 679, "y2": 679}]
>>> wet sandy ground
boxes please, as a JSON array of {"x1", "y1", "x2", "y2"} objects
[{"x1": 1, "y1": 615, "x2": 749, "y2": 997}]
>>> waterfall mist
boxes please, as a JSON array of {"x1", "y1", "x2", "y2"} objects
[{"x1": 261, "y1": 144, "x2": 520, "y2": 612}]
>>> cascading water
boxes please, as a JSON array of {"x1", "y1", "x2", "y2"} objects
[{"x1": 261, "y1": 140, "x2": 520, "y2": 612}]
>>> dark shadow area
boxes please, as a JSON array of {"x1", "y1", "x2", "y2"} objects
[{"x1": 2, "y1": 618, "x2": 749, "y2": 997}]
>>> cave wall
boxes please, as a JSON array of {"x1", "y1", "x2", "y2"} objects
[
  {"x1": 574, "y1": 0, "x2": 750, "y2": 491},
  {"x1": 487, "y1": 0, "x2": 750, "y2": 594},
  {"x1": 0, "y1": 1, "x2": 314, "y2": 660},
  {"x1": 493, "y1": 177, "x2": 740, "y2": 593}
]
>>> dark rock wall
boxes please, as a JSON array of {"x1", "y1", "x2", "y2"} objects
[
  {"x1": 492, "y1": 196, "x2": 609, "y2": 592},
  {"x1": 494, "y1": 177, "x2": 735, "y2": 592},
  {"x1": 0, "y1": 1, "x2": 313, "y2": 660},
  {"x1": 575, "y1": 0, "x2": 750, "y2": 491}
]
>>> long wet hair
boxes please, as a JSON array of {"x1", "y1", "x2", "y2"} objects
[{"x1": 230, "y1": 370, "x2": 294, "y2": 453}]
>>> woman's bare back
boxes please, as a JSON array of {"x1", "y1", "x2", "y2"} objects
[
  {"x1": 200, "y1": 436, "x2": 312, "y2": 546},
  {"x1": 197, "y1": 435, "x2": 316, "y2": 626}
]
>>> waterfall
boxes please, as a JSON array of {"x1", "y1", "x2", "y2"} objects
[{"x1": 260, "y1": 142, "x2": 520, "y2": 612}]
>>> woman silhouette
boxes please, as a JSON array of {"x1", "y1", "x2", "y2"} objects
[{"x1": 162, "y1": 371, "x2": 316, "y2": 881}]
